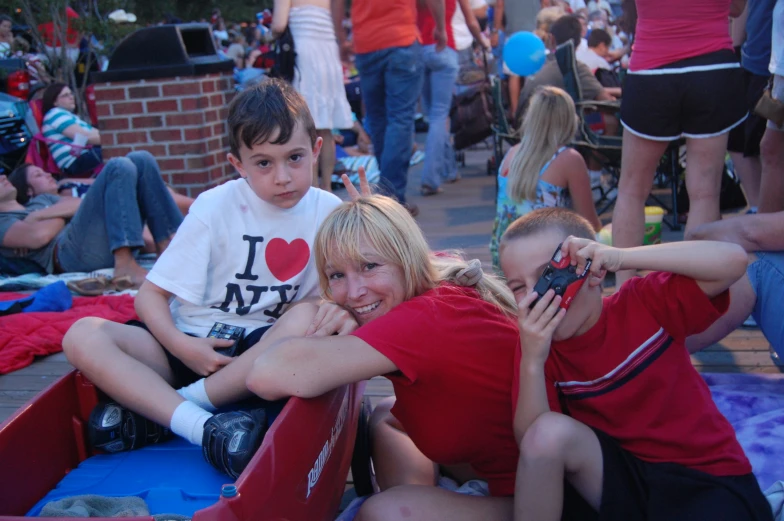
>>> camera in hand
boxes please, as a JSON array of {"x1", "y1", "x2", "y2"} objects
[
  {"x1": 530, "y1": 243, "x2": 592, "y2": 310},
  {"x1": 208, "y1": 322, "x2": 246, "y2": 358}
]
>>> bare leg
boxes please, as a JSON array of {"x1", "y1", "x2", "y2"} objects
[
  {"x1": 167, "y1": 188, "x2": 193, "y2": 215},
  {"x1": 369, "y1": 397, "x2": 438, "y2": 491},
  {"x1": 63, "y1": 318, "x2": 184, "y2": 426},
  {"x1": 729, "y1": 152, "x2": 761, "y2": 209},
  {"x1": 612, "y1": 133, "x2": 669, "y2": 288},
  {"x1": 142, "y1": 226, "x2": 156, "y2": 254},
  {"x1": 683, "y1": 134, "x2": 727, "y2": 234},
  {"x1": 317, "y1": 130, "x2": 336, "y2": 193},
  {"x1": 356, "y1": 485, "x2": 513, "y2": 521},
  {"x1": 112, "y1": 247, "x2": 148, "y2": 287},
  {"x1": 204, "y1": 303, "x2": 319, "y2": 406},
  {"x1": 686, "y1": 265, "x2": 756, "y2": 353},
  {"x1": 509, "y1": 75, "x2": 521, "y2": 119},
  {"x1": 515, "y1": 412, "x2": 603, "y2": 521},
  {"x1": 758, "y1": 128, "x2": 784, "y2": 213}
]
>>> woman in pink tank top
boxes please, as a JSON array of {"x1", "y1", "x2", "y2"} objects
[{"x1": 612, "y1": 0, "x2": 747, "y2": 287}]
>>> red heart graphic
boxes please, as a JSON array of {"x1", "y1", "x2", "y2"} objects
[{"x1": 265, "y1": 238, "x2": 311, "y2": 282}]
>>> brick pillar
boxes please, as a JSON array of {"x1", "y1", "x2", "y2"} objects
[{"x1": 93, "y1": 72, "x2": 236, "y2": 197}]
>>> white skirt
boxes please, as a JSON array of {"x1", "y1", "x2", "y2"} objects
[{"x1": 289, "y1": 6, "x2": 354, "y2": 130}]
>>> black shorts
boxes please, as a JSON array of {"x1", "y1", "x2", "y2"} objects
[
  {"x1": 727, "y1": 69, "x2": 771, "y2": 157},
  {"x1": 126, "y1": 320, "x2": 272, "y2": 387},
  {"x1": 561, "y1": 428, "x2": 773, "y2": 521},
  {"x1": 621, "y1": 50, "x2": 747, "y2": 140}
]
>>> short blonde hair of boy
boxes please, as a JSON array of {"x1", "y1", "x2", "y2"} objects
[
  {"x1": 501, "y1": 207, "x2": 595, "y2": 249},
  {"x1": 507, "y1": 86, "x2": 577, "y2": 204},
  {"x1": 315, "y1": 195, "x2": 517, "y2": 316}
]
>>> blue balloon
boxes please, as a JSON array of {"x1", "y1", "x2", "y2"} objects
[{"x1": 503, "y1": 31, "x2": 547, "y2": 77}]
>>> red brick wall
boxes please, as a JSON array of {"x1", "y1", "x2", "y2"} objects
[{"x1": 93, "y1": 72, "x2": 236, "y2": 197}]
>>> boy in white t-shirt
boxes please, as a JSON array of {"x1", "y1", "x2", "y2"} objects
[{"x1": 63, "y1": 79, "x2": 350, "y2": 478}]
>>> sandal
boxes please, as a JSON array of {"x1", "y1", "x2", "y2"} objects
[
  {"x1": 110, "y1": 275, "x2": 137, "y2": 292},
  {"x1": 66, "y1": 275, "x2": 111, "y2": 296},
  {"x1": 420, "y1": 185, "x2": 443, "y2": 197}
]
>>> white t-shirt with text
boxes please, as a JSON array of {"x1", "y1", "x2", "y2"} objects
[{"x1": 147, "y1": 179, "x2": 342, "y2": 337}]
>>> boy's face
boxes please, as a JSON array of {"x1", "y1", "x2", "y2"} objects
[
  {"x1": 228, "y1": 122, "x2": 322, "y2": 209},
  {"x1": 593, "y1": 42, "x2": 609, "y2": 58},
  {"x1": 500, "y1": 231, "x2": 602, "y2": 340}
]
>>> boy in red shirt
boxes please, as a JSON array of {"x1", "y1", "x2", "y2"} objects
[{"x1": 499, "y1": 207, "x2": 773, "y2": 521}]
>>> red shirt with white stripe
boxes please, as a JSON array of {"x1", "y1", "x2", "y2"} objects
[
  {"x1": 515, "y1": 272, "x2": 751, "y2": 477},
  {"x1": 630, "y1": 0, "x2": 734, "y2": 71}
]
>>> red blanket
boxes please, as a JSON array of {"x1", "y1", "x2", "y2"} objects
[{"x1": 0, "y1": 293, "x2": 137, "y2": 374}]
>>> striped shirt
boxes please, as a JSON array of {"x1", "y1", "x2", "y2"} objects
[{"x1": 42, "y1": 107, "x2": 93, "y2": 170}]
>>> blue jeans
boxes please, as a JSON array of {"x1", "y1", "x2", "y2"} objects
[
  {"x1": 747, "y1": 251, "x2": 784, "y2": 355},
  {"x1": 356, "y1": 42, "x2": 424, "y2": 203},
  {"x1": 55, "y1": 151, "x2": 183, "y2": 272},
  {"x1": 421, "y1": 45, "x2": 459, "y2": 189}
]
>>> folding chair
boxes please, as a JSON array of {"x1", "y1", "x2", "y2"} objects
[
  {"x1": 24, "y1": 98, "x2": 102, "y2": 178},
  {"x1": 554, "y1": 40, "x2": 623, "y2": 216},
  {"x1": 488, "y1": 74, "x2": 520, "y2": 180}
]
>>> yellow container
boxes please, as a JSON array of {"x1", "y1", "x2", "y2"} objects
[{"x1": 643, "y1": 206, "x2": 665, "y2": 245}]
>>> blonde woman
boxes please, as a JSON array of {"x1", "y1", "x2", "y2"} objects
[
  {"x1": 247, "y1": 175, "x2": 524, "y2": 520},
  {"x1": 490, "y1": 86, "x2": 602, "y2": 270}
]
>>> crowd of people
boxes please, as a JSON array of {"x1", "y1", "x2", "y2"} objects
[{"x1": 0, "y1": 0, "x2": 783, "y2": 520}]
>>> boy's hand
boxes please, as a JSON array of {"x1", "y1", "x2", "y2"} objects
[
  {"x1": 517, "y1": 289, "x2": 566, "y2": 366},
  {"x1": 175, "y1": 336, "x2": 235, "y2": 377},
  {"x1": 561, "y1": 236, "x2": 624, "y2": 276},
  {"x1": 306, "y1": 301, "x2": 358, "y2": 337}
]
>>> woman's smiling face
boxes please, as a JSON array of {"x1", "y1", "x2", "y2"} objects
[{"x1": 324, "y1": 239, "x2": 407, "y2": 326}]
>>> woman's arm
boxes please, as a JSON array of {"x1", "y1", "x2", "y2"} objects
[
  {"x1": 458, "y1": 0, "x2": 489, "y2": 48},
  {"x1": 60, "y1": 123, "x2": 101, "y2": 146},
  {"x1": 270, "y1": 0, "x2": 291, "y2": 39},
  {"x1": 685, "y1": 213, "x2": 784, "y2": 253},
  {"x1": 557, "y1": 150, "x2": 602, "y2": 232},
  {"x1": 247, "y1": 334, "x2": 398, "y2": 400},
  {"x1": 25, "y1": 198, "x2": 81, "y2": 222}
]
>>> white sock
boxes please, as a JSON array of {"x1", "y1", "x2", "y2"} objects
[
  {"x1": 176, "y1": 379, "x2": 217, "y2": 412},
  {"x1": 170, "y1": 401, "x2": 213, "y2": 446}
]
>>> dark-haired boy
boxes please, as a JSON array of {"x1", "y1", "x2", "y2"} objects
[
  {"x1": 63, "y1": 79, "x2": 351, "y2": 478},
  {"x1": 499, "y1": 207, "x2": 773, "y2": 521}
]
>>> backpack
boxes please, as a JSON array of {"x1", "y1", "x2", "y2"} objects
[{"x1": 270, "y1": 27, "x2": 296, "y2": 83}]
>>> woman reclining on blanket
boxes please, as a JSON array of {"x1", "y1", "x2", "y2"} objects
[
  {"x1": 243, "y1": 173, "x2": 524, "y2": 520},
  {"x1": 0, "y1": 151, "x2": 182, "y2": 286}
]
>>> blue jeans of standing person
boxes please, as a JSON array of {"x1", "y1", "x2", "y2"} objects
[
  {"x1": 55, "y1": 150, "x2": 183, "y2": 272},
  {"x1": 356, "y1": 42, "x2": 424, "y2": 203},
  {"x1": 421, "y1": 45, "x2": 460, "y2": 190}
]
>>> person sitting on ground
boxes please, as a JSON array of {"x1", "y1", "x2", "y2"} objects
[
  {"x1": 491, "y1": 86, "x2": 602, "y2": 270},
  {"x1": 499, "y1": 207, "x2": 773, "y2": 521},
  {"x1": 0, "y1": 151, "x2": 182, "y2": 283},
  {"x1": 245, "y1": 172, "x2": 523, "y2": 519},
  {"x1": 8, "y1": 163, "x2": 194, "y2": 216},
  {"x1": 8, "y1": 164, "x2": 194, "y2": 254},
  {"x1": 41, "y1": 83, "x2": 103, "y2": 178},
  {"x1": 0, "y1": 15, "x2": 13, "y2": 57},
  {"x1": 62, "y1": 79, "x2": 345, "y2": 479},
  {"x1": 685, "y1": 211, "x2": 784, "y2": 355},
  {"x1": 516, "y1": 15, "x2": 618, "y2": 125}
]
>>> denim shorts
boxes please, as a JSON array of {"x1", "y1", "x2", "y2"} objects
[{"x1": 747, "y1": 251, "x2": 784, "y2": 355}]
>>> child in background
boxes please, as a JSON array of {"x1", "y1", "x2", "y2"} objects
[
  {"x1": 62, "y1": 79, "x2": 352, "y2": 479},
  {"x1": 499, "y1": 207, "x2": 772, "y2": 521},
  {"x1": 490, "y1": 86, "x2": 602, "y2": 269}
]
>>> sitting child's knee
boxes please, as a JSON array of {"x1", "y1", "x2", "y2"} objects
[
  {"x1": 62, "y1": 317, "x2": 104, "y2": 360},
  {"x1": 520, "y1": 412, "x2": 576, "y2": 460},
  {"x1": 356, "y1": 486, "x2": 419, "y2": 521}
]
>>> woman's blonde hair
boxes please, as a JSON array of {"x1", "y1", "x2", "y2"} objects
[
  {"x1": 315, "y1": 195, "x2": 517, "y2": 316},
  {"x1": 535, "y1": 6, "x2": 566, "y2": 41},
  {"x1": 507, "y1": 86, "x2": 577, "y2": 203}
]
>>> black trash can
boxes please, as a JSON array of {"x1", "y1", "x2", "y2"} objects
[{"x1": 92, "y1": 23, "x2": 233, "y2": 83}]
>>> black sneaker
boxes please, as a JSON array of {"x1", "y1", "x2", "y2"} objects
[
  {"x1": 202, "y1": 409, "x2": 268, "y2": 479},
  {"x1": 87, "y1": 402, "x2": 172, "y2": 453}
]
